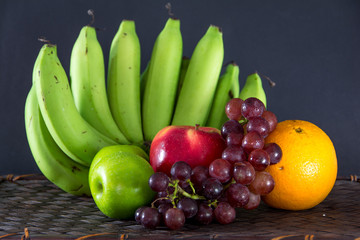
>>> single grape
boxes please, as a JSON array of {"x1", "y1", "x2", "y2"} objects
[
  {"x1": 264, "y1": 143, "x2": 282, "y2": 164},
  {"x1": 164, "y1": 208, "x2": 185, "y2": 230},
  {"x1": 195, "y1": 203, "x2": 214, "y2": 225},
  {"x1": 233, "y1": 161, "x2": 256, "y2": 185},
  {"x1": 191, "y1": 166, "x2": 209, "y2": 191},
  {"x1": 135, "y1": 206, "x2": 147, "y2": 224},
  {"x1": 242, "y1": 131, "x2": 264, "y2": 153},
  {"x1": 226, "y1": 183, "x2": 250, "y2": 208},
  {"x1": 226, "y1": 132, "x2": 244, "y2": 146},
  {"x1": 157, "y1": 202, "x2": 173, "y2": 218},
  {"x1": 177, "y1": 198, "x2": 198, "y2": 219},
  {"x1": 246, "y1": 117, "x2": 270, "y2": 138},
  {"x1": 148, "y1": 172, "x2": 170, "y2": 192},
  {"x1": 249, "y1": 171, "x2": 275, "y2": 195},
  {"x1": 171, "y1": 161, "x2": 192, "y2": 181},
  {"x1": 221, "y1": 120, "x2": 244, "y2": 139},
  {"x1": 202, "y1": 178, "x2": 223, "y2": 200},
  {"x1": 221, "y1": 145, "x2": 247, "y2": 164},
  {"x1": 262, "y1": 110, "x2": 278, "y2": 132},
  {"x1": 225, "y1": 98, "x2": 244, "y2": 121},
  {"x1": 209, "y1": 158, "x2": 232, "y2": 183},
  {"x1": 214, "y1": 202, "x2": 236, "y2": 224},
  {"x1": 248, "y1": 149, "x2": 270, "y2": 171},
  {"x1": 243, "y1": 192, "x2": 261, "y2": 210},
  {"x1": 140, "y1": 207, "x2": 161, "y2": 229},
  {"x1": 241, "y1": 97, "x2": 265, "y2": 119}
]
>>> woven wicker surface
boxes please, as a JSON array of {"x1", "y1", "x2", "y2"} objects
[{"x1": 0, "y1": 176, "x2": 359, "y2": 239}]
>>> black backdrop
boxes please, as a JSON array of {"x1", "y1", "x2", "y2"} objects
[{"x1": 1, "y1": 0, "x2": 359, "y2": 176}]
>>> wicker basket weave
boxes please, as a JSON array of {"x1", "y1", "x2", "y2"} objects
[{"x1": 0, "y1": 174, "x2": 359, "y2": 239}]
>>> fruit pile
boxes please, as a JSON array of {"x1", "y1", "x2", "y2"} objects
[
  {"x1": 24, "y1": 15, "x2": 267, "y2": 197},
  {"x1": 135, "y1": 97, "x2": 282, "y2": 229}
]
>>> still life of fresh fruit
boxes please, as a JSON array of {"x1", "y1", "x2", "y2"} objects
[{"x1": 24, "y1": 10, "x2": 338, "y2": 231}]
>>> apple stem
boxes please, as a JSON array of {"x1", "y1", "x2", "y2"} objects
[{"x1": 195, "y1": 124, "x2": 200, "y2": 130}]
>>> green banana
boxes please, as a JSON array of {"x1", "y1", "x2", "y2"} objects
[
  {"x1": 70, "y1": 26, "x2": 129, "y2": 144},
  {"x1": 176, "y1": 56, "x2": 190, "y2": 98},
  {"x1": 231, "y1": 72, "x2": 240, "y2": 99},
  {"x1": 33, "y1": 44, "x2": 117, "y2": 167},
  {"x1": 239, "y1": 72, "x2": 267, "y2": 108},
  {"x1": 172, "y1": 25, "x2": 224, "y2": 126},
  {"x1": 206, "y1": 62, "x2": 240, "y2": 129},
  {"x1": 140, "y1": 61, "x2": 150, "y2": 102},
  {"x1": 25, "y1": 87, "x2": 91, "y2": 196},
  {"x1": 142, "y1": 18, "x2": 183, "y2": 141},
  {"x1": 107, "y1": 20, "x2": 143, "y2": 144}
]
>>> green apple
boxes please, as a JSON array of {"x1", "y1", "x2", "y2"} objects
[{"x1": 89, "y1": 145, "x2": 155, "y2": 219}]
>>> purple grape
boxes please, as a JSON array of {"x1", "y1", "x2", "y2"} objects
[
  {"x1": 202, "y1": 178, "x2": 223, "y2": 200},
  {"x1": 226, "y1": 132, "x2": 244, "y2": 146},
  {"x1": 249, "y1": 171, "x2": 275, "y2": 195},
  {"x1": 140, "y1": 207, "x2": 161, "y2": 229},
  {"x1": 135, "y1": 206, "x2": 147, "y2": 224},
  {"x1": 164, "y1": 208, "x2": 185, "y2": 230},
  {"x1": 243, "y1": 192, "x2": 261, "y2": 210},
  {"x1": 246, "y1": 116, "x2": 270, "y2": 138},
  {"x1": 241, "y1": 97, "x2": 265, "y2": 119},
  {"x1": 158, "y1": 202, "x2": 173, "y2": 218},
  {"x1": 171, "y1": 161, "x2": 192, "y2": 181},
  {"x1": 221, "y1": 120, "x2": 244, "y2": 139},
  {"x1": 264, "y1": 143, "x2": 282, "y2": 164},
  {"x1": 191, "y1": 166, "x2": 209, "y2": 191},
  {"x1": 262, "y1": 110, "x2": 278, "y2": 132},
  {"x1": 233, "y1": 161, "x2": 256, "y2": 185},
  {"x1": 248, "y1": 149, "x2": 270, "y2": 171},
  {"x1": 195, "y1": 203, "x2": 213, "y2": 225},
  {"x1": 149, "y1": 172, "x2": 170, "y2": 192},
  {"x1": 177, "y1": 198, "x2": 198, "y2": 218},
  {"x1": 221, "y1": 145, "x2": 247, "y2": 164},
  {"x1": 225, "y1": 98, "x2": 244, "y2": 121},
  {"x1": 209, "y1": 158, "x2": 232, "y2": 183},
  {"x1": 226, "y1": 183, "x2": 250, "y2": 208},
  {"x1": 214, "y1": 202, "x2": 236, "y2": 224},
  {"x1": 242, "y1": 131, "x2": 264, "y2": 153}
]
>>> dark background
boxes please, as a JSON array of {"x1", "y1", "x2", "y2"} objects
[{"x1": 0, "y1": 0, "x2": 359, "y2": 176}]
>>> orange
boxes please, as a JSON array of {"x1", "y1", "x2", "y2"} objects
[{"x1": 262, "y1": 120, "x2": 337, "y2": 210}]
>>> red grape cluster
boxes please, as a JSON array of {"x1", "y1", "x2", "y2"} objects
[{"x1": 135, "y1": 97, "x2": 282, "y2": 230}]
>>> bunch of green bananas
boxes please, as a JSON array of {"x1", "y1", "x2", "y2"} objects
[{"x1": 24, "y1": 18, "x2": 267, "y2": 197}]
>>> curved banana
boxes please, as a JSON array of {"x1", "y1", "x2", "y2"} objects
[
  {"x1": 33, "y1": 44, "x2": 117, "y2": 167},
  {"x1": 140, "y1": 61, "x2": 150, "y2": 102},
  {"x1": 70, "y1": 26, "x2": 129, "y2": 144},
  {"x1": 107, "y1": 20, "x2": 143, "y2": 144},
  {"x1": 239, "y1": 72, "x2": 267, "y2": 108},
  {"x1": 172, "y1": 25, "x2": 224, "y2": 126},
  {"x1": 176, "y1": 56, "x2": 190, "y2": 98},
  {"x1": 25, "y1": 87, "x2": 91, "y2": 196},
  {"x1": 206, "y1": 62, "x2": 239, "y2": 129},
  {"x1": 231, "y1": 71, "x2": 240, "y2": 99},
  {"x1": 142, "y1": 18, "x2": 183, "y2": 141}
]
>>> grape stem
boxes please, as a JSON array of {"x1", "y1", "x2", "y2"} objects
[
  {"x1": 178, "y1": 186, "x2": 206, "y2": 200},
  {"x1": 151, "y1": 197, "x2": 171, "y2": 208}
]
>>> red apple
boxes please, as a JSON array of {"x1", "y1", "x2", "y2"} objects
[{"x1": 150, "y1": 125, "x2": 226, "y2": 175}]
